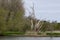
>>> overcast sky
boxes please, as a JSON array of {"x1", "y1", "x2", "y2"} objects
[{"x1": 24, "y1": 0, "x2": 60, "y2": 22}]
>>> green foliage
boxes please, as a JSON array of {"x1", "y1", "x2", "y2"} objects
[
  {"x1": 47, "y1": 33, "x2": 60, "y2": 36},
  {"x1": 0, "y1": 0, "x2": 27, "y2": 35},
  {"x1": 0, "y1": 32, "x2": 25, "y2": 36},
  {"x1": 0, "y1": 8, "x2": 9, "y2": 32},
  {"x1": 40, "y1": 21, "x2": 50, "y2": 31},
  {"x1": 54, "y1": 23, "x2": 60, "y2": 30}
]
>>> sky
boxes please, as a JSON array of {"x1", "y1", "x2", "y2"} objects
[{"x1": 23, "y1": 0, "x2": 60, "y2": 22}]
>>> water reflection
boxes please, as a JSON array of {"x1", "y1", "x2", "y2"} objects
[{"x1": 0, "y1": 37, "x2": 60, "y2": 40}]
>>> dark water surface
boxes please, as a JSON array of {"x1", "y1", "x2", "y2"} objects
[{"x1": 0, "y1": 37, "x2": 60, "y2": 40}]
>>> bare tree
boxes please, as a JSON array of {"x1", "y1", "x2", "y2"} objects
[{"x1": 27, "y1": 4, "x2": 43, "y2": 32}]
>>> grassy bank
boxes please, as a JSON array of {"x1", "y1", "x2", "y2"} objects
[
  {"x1": 37, "y1": 32, "x2": 60, "y2": 37},
  {"x1": 46, "y1": 33, "x2": 60, "y2": 37},
  {"x1": 0, "y1": 32, "x2": 25, "y2": 36},
  {"x1": 0, "y1": 31, "x2": 60, "y2": 37}
]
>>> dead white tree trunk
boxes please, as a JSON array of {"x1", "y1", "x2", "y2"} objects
[
  {"x1": 31, "y1": 19, "x2": 34, "y2": 30},
  {"x1": 28, "y1": 3, "x2": 43, "y2": 32},
  {"x1": 29, "y1": 4, "x2": 35, "y2": 31},
  {"x1": 34, "y1": 20, "x2": 40, "y2": 31}
]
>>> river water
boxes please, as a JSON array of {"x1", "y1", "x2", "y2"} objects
[{"x1": 0, "y1": 37, "x2": 60, "y2": 40}]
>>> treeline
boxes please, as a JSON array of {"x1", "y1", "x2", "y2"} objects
[
  {"x1": 26, "y1": 16, "x2": 60, "y2": 32},
  {"x1": 39, "y1": 21, "x2": 60, "y2": 31}
]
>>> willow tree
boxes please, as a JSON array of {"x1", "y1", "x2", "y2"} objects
[{"x1": 0, "y1": 0, "x2": 25, "y2": 32}]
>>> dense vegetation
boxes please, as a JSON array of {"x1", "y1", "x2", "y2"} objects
[{"x1": 0, "y1": 0, "x2": 27, "y2": 35}]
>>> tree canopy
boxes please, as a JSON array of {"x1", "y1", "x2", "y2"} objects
[{"x1": 0, "y1": 0, "x2": 26, "y2": 32}]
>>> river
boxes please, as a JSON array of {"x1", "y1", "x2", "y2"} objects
[{"x1": 0, "y1": 37, "x2": 60, "y2": 40}]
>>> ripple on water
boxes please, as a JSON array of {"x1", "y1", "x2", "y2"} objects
[{"x1": 0, "y1": 37, "x2": 60, "y2": 40}]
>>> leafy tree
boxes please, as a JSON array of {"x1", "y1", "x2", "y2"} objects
[{"x1": 0, "y1": 0, "x2": 26, "y2": 33}]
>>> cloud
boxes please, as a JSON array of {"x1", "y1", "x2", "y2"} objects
[{"x1": 24, "y1": 0, "x2": 60, "y2": 22}]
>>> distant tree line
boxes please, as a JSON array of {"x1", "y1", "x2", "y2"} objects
[{"x1": 27, "y1": 16, "x2": 60, "y2": 32}]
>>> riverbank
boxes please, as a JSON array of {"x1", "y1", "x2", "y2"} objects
[
  {"x1": 1, "y1": 31, "x2": 60, "y2": 37},
  {"x1": 0, "y1": 34, "x2": 60, "y2": 37},
  {"x1": 0, "y1": 37, "x2": 60, "y2": 40},
  {"x1": 0, "y1": 35, "x2": 60, "y2": 37}
]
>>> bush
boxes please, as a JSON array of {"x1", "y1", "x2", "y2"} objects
[
  {"x1": 0, "y1": 32, "x2": 25, "y2": 36},
  {"x1": 47, "y1": 33, "x2": 60, "y2": 36}
]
